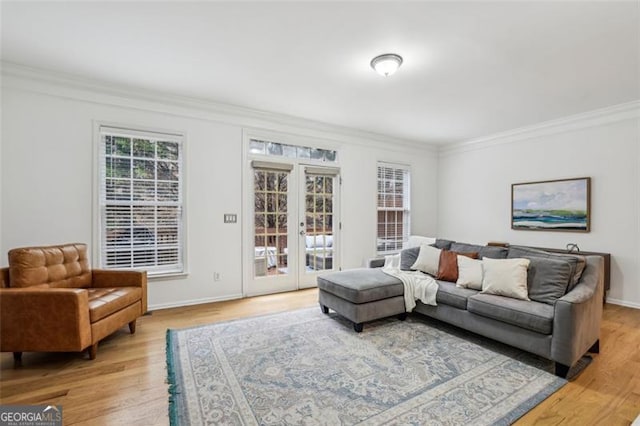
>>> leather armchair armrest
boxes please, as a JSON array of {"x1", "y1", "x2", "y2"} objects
[
  {"x1": 91, "y1": 269, "x2": 148, "y2": 314},
  {"x1": 1, "y1": 267, "x2": 9, "y2": 288},
  {"x1": 551, "y1": 256, "x2": 604, "y2": 367},
  {"x1": 0, "y1": 288, "x2": 92, "y2": 352},
  {"x1": 92, "y1": 269, "x2": 146, "y2": 287}
]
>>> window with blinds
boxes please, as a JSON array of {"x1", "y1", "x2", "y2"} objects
[
  {"x1": 99, "y1": 126, "x2": 184, "y2": 276},
  {"x1": 377, "y1": 162, "x2": 410, "y2": 254}
]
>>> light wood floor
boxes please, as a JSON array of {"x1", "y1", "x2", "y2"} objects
[{"x1": 1, "y1": 289, "x2": 638, "y2": 425}]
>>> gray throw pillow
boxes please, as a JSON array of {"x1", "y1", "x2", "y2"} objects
[
  {"x1": 400, "y1": 246, "x2": 420, "y2": 271},
  {"x1": 431, "y1": 239, "x2": 455, "y2": 250},
  {"x1": 450, "y1": 242, "x2": 508, "y2": 259},
  {"x1": 507, "y1": 246, "x2": 586, "y2": 291},
  {"x1": 525, "y1": 256, "x2": 573, "y2": 305}
]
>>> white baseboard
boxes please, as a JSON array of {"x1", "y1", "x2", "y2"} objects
[
  {"x1": 149, "y1": 293, "x2": 243, "y2": 311},
  {"x1": 606, "y1": 298, "x2": 640, "y2": 310}
]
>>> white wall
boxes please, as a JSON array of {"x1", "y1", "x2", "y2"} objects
[
  {"x1": 438, "y1": 110, "x2": 640, "y2": 307},
  {"x1": 0, "y1": 75, "x2": 437, "y2": 310}
]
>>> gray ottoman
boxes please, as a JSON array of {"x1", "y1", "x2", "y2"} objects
[{"x1": 317, "y1": 268, "x2": 406, "y2": 332}]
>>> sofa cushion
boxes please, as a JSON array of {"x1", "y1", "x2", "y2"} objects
[
  {"x1": 436, "y1": 280, "x2": 479, "y2": 310},
  {"x1": 317, "y1": 269, "x2": 403, "y2": 304},
  {"x1": 524, "y1": 256, "x2": 573, "y2": 305},
  {"x1": 431, "y1": 239, "x2": 455, "y2": 250},
  {"x1": 507, "y1": 246, "x2": 586, "y2": 291},
  {"x1": 88, "y1": 287, "x2": 143, "y2": 323},
  {"x1": 450, "y1": 242, "x2": 508, "y2": 259},
  {"x1": 8, "y1": 243, "x2": 92, "y2": 289},
  {"x1": 468, "y1": 293, "x2": 554, "y2": 334},
  {"x1": 400, "y1": 246, "x2": 420, "y2": 271}
]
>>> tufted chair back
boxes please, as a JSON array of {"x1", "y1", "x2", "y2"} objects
[{"x1": 8, "y1": 243, "x2": 92, "y2": 288}]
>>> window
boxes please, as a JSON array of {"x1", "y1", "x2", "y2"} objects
[
  {"x1": 249, "y1": 139, "x2": 337, "y2": 162},
  {"x1": 98, "y1": 126, "x2": 184, "y2": 276},
  {"x1": 377, "y1": 162, "x2": 410, "y2": 254}
]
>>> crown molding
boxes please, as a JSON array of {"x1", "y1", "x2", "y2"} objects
[
  {"x1": 439, "y1": 100, "x2": 640, "y2": 157},
  {"x1": 0, "y1": 61, "x2": 437, "y2": 155}
]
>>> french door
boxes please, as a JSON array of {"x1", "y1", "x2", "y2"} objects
[{"x1": 245, "y1": 161, "x2": 340, "y2": 296}]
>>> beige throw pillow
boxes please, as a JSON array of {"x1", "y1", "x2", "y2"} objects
[
  {"x1": 456, "y1": 255, "x2": 483, "y2": 290},
  {"x1": 481, "y1": 258, "x2": 531, "y2": 300},
  {"x1": 411, "y1": 244, "x2": 441, "y2": 276}
]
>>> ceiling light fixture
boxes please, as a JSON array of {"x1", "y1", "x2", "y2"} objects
[{"x1": 370, "y1": 53, "x2": 403, "y2": 77}]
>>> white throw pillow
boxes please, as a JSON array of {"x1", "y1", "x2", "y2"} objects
[
  {"x1": 383, "y1": 253, "x2": 401, "y2": 269},
  {"x1": 405, "y1": 235, "x2": 437, "y2": 249},
  {"x1": 456, "y1": 255, "x2": 483, "y2": 290},
  {"x1": 411, "y1": 244, "x2": 441, "y2": 276},
  {"x1": 481, "y1": 258, "x2": 531, "y2": 300}
]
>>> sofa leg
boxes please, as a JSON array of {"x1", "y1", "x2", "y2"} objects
[
  {"x1": 398, "y1": 312, "x2": 408, "y2": 321},
  {"x1": 88, "y1": 343, "x2": 98, "y2": 360},
  {"x1": 320, "y1": 304, "x2": 329, "y2": 314},
  {"x1": 353, "y1": 323, "x2": 363, "y2": 333},
  {"x1": 588, "y1": 339, "x2": 600, "y2": 354},
  {"x1": 13, "y1": 352, "x2": 22, "y2": 365},
  {"x1": 128, "y1": 320, "x2": 137, "y2": 334},
  {"x1": 555, "y1": 362, "x2": 570, "y2": 378}
]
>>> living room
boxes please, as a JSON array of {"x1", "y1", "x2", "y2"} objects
[{"x1": 1, "y1": 1, "x2": 639, "y2": 425}]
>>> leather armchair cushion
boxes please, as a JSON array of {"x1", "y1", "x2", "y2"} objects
[
  {"x1": 9, "y1": 243, "x2": 91, "y2": 288},
  {"x1": 88, "y1": 287, "x2": 142, "y2": 323}
]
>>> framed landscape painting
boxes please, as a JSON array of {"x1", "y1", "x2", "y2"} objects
[{"x1": 512, "y1": 177, "x2": 591, "y2": 232}]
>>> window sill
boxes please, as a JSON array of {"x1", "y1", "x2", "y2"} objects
[{"x1": 148, "y1": 271, "x2": 189, "y2": 281}]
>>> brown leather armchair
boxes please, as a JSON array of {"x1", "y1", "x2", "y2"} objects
[{"x1": 0, "y1": 243, "x2": 147, "y2": 362}]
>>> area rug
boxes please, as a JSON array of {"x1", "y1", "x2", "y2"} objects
[{"x1": 166, "y1": 307, "x2": 583, "y2": 425}]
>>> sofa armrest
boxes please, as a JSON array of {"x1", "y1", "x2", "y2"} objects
[
  {"x1": 551, "y1": 256, "x2": 604, "y2": 366},
  {"x1": 0, "y1": 288, "x2": 92, "y2": 352},
  {"x1": 366, "y1": 257, "x2": 385, "y2": 268},
  {"x1": 91, "y1": 269, "x2": 148, "y2": 313}
]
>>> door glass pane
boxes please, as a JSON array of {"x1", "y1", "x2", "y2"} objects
[
  {"x1": 254, "y1": 170, "x2": 288, "y2": 277},
  {"x1": 304, "y1": 174, "x2": 335, "y2": 272}
]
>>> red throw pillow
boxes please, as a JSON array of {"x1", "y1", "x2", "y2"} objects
[{"x1": 436, "y1": 250, "x2": 478, "y2": 282}]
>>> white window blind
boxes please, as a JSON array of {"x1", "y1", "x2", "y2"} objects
[
  {"x1": 98, "y1": 126, "x2": 184, "y2": 276},
  {"x1": 377, "y1": 162, "x2": 410, "y2": 254}
]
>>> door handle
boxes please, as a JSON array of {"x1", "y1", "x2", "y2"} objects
[{"x1": 300, "y1": 230, "x2": 306, "y2": 236}]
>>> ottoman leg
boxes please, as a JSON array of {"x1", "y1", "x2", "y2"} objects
[
  {"x1": 398, "y1": 312, "x2": 408, "y2": 321},
  {"x1": 320, "y1": 304, "x2": 329, "y2": 314},
  {"x1": 354, "y1": 323, "x2": 363, "y2": 333}
]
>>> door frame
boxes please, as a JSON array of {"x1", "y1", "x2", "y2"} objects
[{"x1": 241, "y1": 129, "x2": 341, "y2": 297}]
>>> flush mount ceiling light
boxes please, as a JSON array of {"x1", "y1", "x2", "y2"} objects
[{"x1": 370, "y1": 53, "x2": 403, "y2": 77}]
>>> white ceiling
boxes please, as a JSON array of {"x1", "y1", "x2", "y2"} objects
[{"x1": 2, "y1": 1, "x2": 639, "y2": 144}]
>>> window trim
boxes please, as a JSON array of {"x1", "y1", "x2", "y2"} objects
[
  {"x1": 93, "y1": 121, "x2": 188, "y2": 278},
  {"x1": 376, "y1": 161, "x2": 411, "y2": 255}
]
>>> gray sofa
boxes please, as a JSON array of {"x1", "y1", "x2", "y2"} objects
[{"x1": 319, "y1": 242, "x2": 604, "y2": 377}]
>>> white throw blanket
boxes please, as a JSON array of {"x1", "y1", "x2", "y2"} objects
[{"x1": 382, "y1": 267, "x2": 439, "y2": 312}]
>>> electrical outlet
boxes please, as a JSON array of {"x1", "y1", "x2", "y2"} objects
[
  {"x1": 224, "y1": 214, "x2": 237, "y2": 223},
  {"x1": 214, "y1": 272, "x2": 221, "y2": 281}
]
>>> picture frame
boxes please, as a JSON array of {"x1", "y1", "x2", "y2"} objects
[{"x1": 511, "y1": 177, "x2": 591, "y2": 232}]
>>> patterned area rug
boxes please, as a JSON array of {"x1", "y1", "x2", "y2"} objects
[{"x1": 166, "y1": 307, "x2": 580, "y2": 425}]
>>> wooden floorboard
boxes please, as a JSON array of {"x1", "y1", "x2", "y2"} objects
[{"x1": 1, "y1": 289, "x2": 638, "y2": 425}]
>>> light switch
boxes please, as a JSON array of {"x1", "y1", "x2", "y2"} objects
[{"x1": 224, "y1": 214, "x2": 237, "y2": 223}]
